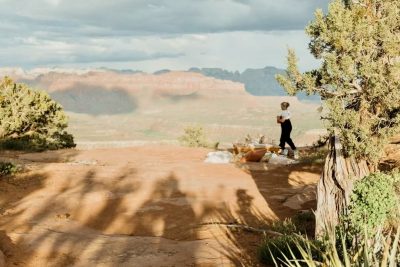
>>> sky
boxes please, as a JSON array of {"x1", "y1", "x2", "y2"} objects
[{"x1": 0, "y1": 0, "x2": 330, "y2": 72}]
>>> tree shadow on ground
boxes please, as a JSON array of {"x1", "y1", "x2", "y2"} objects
[
  {"x1": 0, "y1": 147, "x2": 324, "y2": 266},
  {"x1": 0, "y1": 163, "x2": 240, "y2": 266},
  {"x1": 213, "y1": 156, "x2": 324, "y2": 266},
  {"x1": 240, "y1": 161, "x2": 323, "y2": 219}
]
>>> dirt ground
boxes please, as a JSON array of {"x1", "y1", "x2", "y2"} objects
[{"x1": 0, "y1": 145, "x2": 322, "y2": 267}]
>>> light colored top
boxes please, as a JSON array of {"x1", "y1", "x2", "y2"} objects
[{"x1": 280, "y1": 110, "x2": 291, "y2": 120}]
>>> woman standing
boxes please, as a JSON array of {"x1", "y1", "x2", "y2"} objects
[{"x1": 277, "y1": 102, "x2": 298, "y2": 159}]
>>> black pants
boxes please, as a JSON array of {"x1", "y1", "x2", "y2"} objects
[{"x1": 279, "y1": 120, "x2": 296, "y2": 150}]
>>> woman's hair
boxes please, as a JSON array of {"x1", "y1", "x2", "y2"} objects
[{"x1": 281, "y1": 102, "x2": 290, "y2": 109}]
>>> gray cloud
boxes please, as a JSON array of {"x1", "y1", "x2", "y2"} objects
[
  {"x1": 0, "y1": 0, "x2": 329, "y2": 69},
  {"x1": 1, "y1": 0, "x2": 329, "y2": 35}
]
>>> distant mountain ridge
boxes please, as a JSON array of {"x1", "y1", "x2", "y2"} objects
[
  {"x1": 187, "y1": 67, "x2": 320, "y2": 101},
  {"x1": 0, "y1": 66, "x2": 320, "y2": 101},
  {"x1": 188, "y1": 66, "x2": 285, "y2": 96}
]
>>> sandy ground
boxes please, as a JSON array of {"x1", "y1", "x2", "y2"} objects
[{"x1": 0, "y1": 146, "x2": 322, "y2": 267}]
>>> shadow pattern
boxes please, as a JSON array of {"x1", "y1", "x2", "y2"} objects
[{"x1": 51, "y1": 83, "x2": 137, "y2": 115}]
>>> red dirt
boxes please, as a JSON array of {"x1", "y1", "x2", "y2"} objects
[{"x1": 0, "y1": 145, "x2": 322, "y2": 266}]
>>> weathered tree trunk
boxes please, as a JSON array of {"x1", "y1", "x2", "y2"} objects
[{"x1": 315, "y1": 136, "x2": 370, "y2": 237}]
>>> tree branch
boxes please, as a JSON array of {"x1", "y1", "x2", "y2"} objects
[{"x1": 313, "y1": 86, "x2": 361, "y2": 98}]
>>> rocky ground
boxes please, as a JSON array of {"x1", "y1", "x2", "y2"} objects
[{"x1": 0, "y1": 145, "x2": 323, "y2": 266}]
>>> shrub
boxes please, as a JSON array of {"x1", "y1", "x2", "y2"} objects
[
  {"x1": 346, "y1": 172, "x2": 400, "y2": 234},
  {"x1": 271, "y1": 219, "x2": 298, "y2": 235},
  {"x1": 270, "y1": 227, "x2": 400, "y2": 267},
  {"x1": 0, "y1": 162, "x2": 20, "y2": 176},
  {"x1": 178, "y1": 125, "x2": 209, "y2": 148},
  {"x1": 258, "y1": 235, "x2": 302, "y2": 265},
  {"x1": 0, "y1": 132, "x2": 75, "y2": 152},
  {"x1": 0, "y1": 77, "x2": 75, "y2": 151},
  {"x1": 258, "y1": 234, "x2": 324, "y2": 266}
]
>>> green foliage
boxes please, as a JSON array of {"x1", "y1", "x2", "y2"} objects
[
  {"x1": 276, "y1": 0, "x2": 400, "y2": 165},
  {"x1": 178, "y1": 125, "x2": 209, "y2": 148},
  {"x1": 0, "y1": 132, "x2": 75, "y2": 152},
  {"x1": 271, "y1": 219, "x2": 298, "y2": 235},
  {"x1": 258, "y1": 213, "x2": 319, "y2": 266},
  {"x1": 346, "y1": 172, "x2": 400, "y2": 234},
  {"x1": 259, "y1": 171, "x2": 400, "y2": 266},
  {"x1": 258, "y1": 235, "x2": 302, "y2": 266},
  {"x1": 271, "y1": 212, "x2": 316, "y2": 236},
  {"x1": 258, "y1": 234, "x2": 324, "y2": 266},
  {"x1": 270, "y1": 227, "x2": 400, "y2": 267},
  {"x1": 0, "y1": 162, "x2": 20, "y2": 176},
  {"x1": 0, "y1": 77, "x2": 75, "y2": 150}
]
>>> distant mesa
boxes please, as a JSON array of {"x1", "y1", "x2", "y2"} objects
[
  {"x1": 0, "y1": 66, "x2": 320, "y2": 117},
  {"x1": 0, "y1": 69, "x2": 247, "y2": 115},
  {"x1": 0, "y1": 66, "x2": 319, "y2": 100}
]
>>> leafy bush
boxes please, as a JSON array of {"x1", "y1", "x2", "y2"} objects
[
  {"x1": 178, "y1": 125, "x2": 209, "y2": 148},
  {"x1": 0, "y1": 77, "x2": 75, "y2": 151},
  {"x1": 346, "y1": 172, "x2": 400, "y2": 234},
  {"x1": 0, "y1": 132, "x2": 75, "y2": 152},
  {"x1": 0, "y1": 162, "x2": 20, "y2": 176}
]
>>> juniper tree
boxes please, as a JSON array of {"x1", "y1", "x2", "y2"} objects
[
  {"x1": 0, "y1": 77, "x2": 75, "y2": 150},
  {"x1": 276, "y1": 0, "x2": 400, "y2": 235}
]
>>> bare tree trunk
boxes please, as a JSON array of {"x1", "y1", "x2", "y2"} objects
[{"x1": 315, "y1": 136, "x2": 370, "y2": 237}]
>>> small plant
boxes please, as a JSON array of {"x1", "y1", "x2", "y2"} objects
[
  {"x1": 178, "y1": 125, "x2": 209, "y2": 148},
  {"x1": 213, "y1": 141, "x2": 220, "y2": 150},
  {"x1": 258, "y1": 215, "x2": 321, "y2": 266},
  {"x1": 258, "y1": 234, "x2": 324, "y2": 266},
  {"x1": 271, "y1": 219, "x2": 298, "y2": 235},
  {"x1": 258, "y1": 235, "x2": 302, "y2": 265},
  {"x1": 346, "y1": 172, "x2": 400, "y2": 235},
  {"x1": 0, "y1": 162, "x2": 20, "y2": 176},
  {"x1": 270, "y1": 227, "x2": 400, "y2": 267}
]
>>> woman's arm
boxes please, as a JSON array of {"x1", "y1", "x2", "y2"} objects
[{"x1": 277, "y1": 116, "x2": 286, "y2": 123}]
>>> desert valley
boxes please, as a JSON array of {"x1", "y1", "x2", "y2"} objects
[
  {"x1": 2, "y1": 1, "x2": 400, "y2": 266},
  {"x1": 0, "y1": 68, "x2": 324, "y2": 147},
  {"x1": 0, "y1": 67, "x2": 326, "y2": 266}
]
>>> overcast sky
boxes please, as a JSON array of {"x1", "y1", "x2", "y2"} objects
[{"x1": 0, "y1": 0, "x2": 330, "y2": 72}]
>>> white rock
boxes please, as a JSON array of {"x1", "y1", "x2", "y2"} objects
[
  {"x1": 269, "y1": 155, "x2": 298, "y2": 165},
  {"x1": 204, "y1": 151, "x2": 233, "y2": 164}
]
